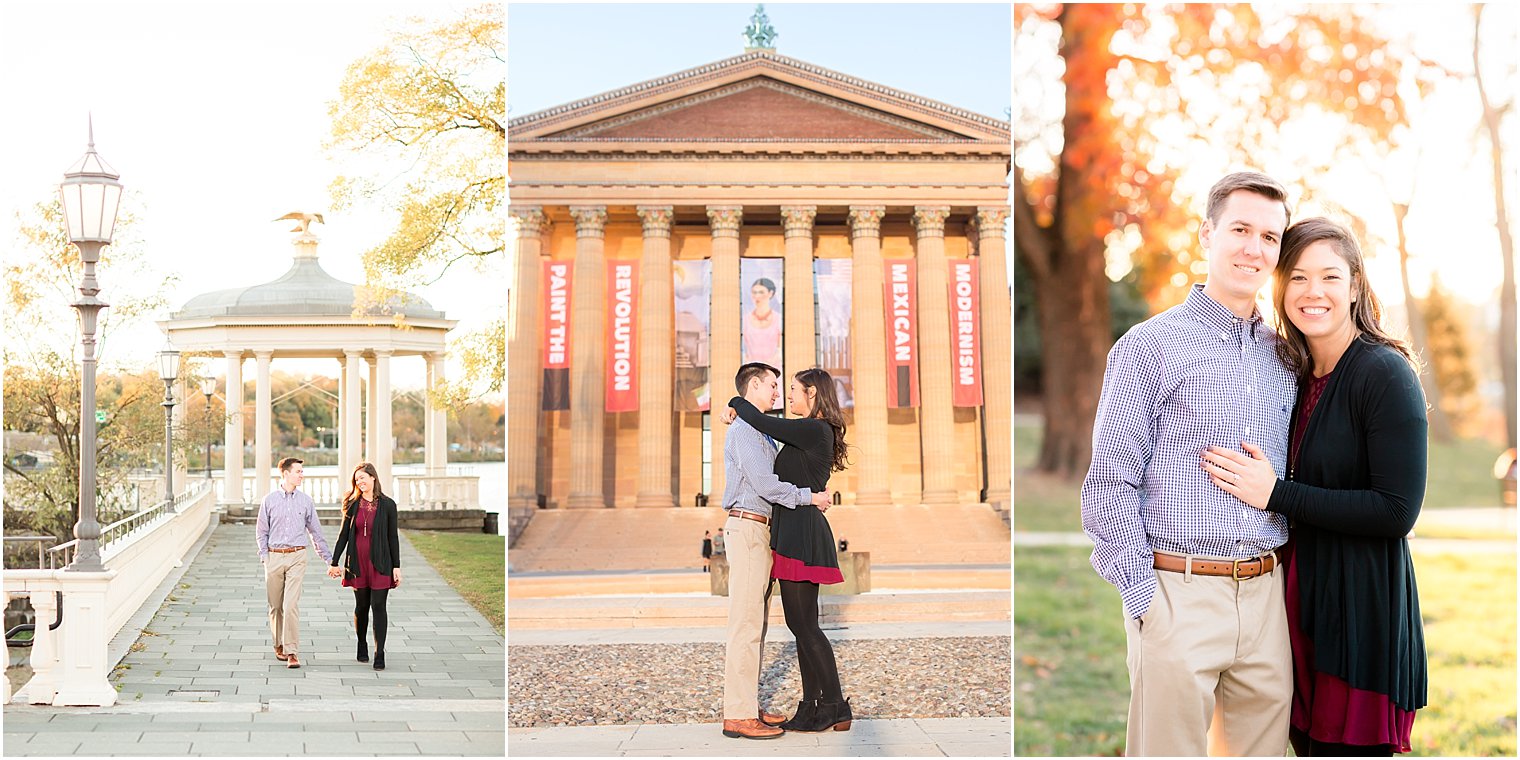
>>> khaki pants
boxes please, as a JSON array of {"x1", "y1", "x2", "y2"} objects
[
  {"x1": 1124, "y1": 558, "x2": 1291, "y2": 757},
  {"x1": 265, "y1": 550, "x2": 307, "y2": 654},
  {"x1": 722, "y1": 516, "x2": 774, "y2": 720}
]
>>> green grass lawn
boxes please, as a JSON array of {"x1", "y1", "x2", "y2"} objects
[
  {"x1": 1015, "y1": 545, "x2": 1516, "y2": 757},
  {"x1": 405, "y1": 530, "x2": 505, "y2": 635},
  {"x1": 1014, "y1": 419, "x2": 1508, "y2": 535}
]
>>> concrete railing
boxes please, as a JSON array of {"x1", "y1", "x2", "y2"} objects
[
  {"x1": 395, "y1": 475, "x2": 480, "y2": 510},
  {"x1": 245, "y1": 474, "x2": 343, "y2": 504},
  {"x1": 4, "y1": 481, "x2": 216, "y2": 706}
]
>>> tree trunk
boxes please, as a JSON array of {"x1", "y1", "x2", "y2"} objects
[
  {"x1": 1013, "y1": 5, "x2": 1120, "y2": 480},
  {"x1": 1476, "y1": 6, "x2": 1518, "y2": 450},
  {"x1": 1392, "y1": 201, "x2": 1453, "y2": 441}
]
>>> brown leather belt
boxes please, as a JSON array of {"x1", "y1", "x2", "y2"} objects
[
  {"x1": 268, "y1": 547, "x2": 306, "y2": 554},
  {"x1": 1153, "y1": 551, "x2": 1276, "y2": 580},
  {"x1": 727, "y1": 509, "x2": 770, "y2": 526}
]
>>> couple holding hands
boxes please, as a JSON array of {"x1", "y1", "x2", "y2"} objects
[{"x1": 257, "y1": 457, "x2": 401, "y2": 671}]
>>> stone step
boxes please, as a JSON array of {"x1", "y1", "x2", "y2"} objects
[
  {"x1": 506, "y1": 590, "x2": 1009, "y2": 630},
  {"x1": 507, "y1": 567, "x2": 1010, "y2": 599},
  {"x1": 508, "y1": 504, "x2": 1010, "y2": 572}
]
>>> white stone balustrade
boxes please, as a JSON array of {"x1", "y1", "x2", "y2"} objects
[{"x1": 395, "y1": 475, "x2": 481, "y2": 510}]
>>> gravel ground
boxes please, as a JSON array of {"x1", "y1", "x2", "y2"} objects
[{"x1": 508, "y1": 636, "x2": 1010, "y2": 727}]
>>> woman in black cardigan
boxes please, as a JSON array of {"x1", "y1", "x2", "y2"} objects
[
  {"x1": 1203, "y1": 218, "x2": 1426, "y2": 756},
  {"x1": 327, "y1": 462, "x2": 402, "y2": 670}
]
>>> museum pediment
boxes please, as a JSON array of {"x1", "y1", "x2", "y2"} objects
[{"x1": 509, "y1": 50, "x2": 1007, "y2": 146}]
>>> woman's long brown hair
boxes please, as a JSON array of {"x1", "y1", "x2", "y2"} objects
[
  {"x1": 1272, "y1": 217, "x2": 1418, "y2": 381},
  {"x1": 341, "y1": 462, "x2": 384, "y2": 520},
  {"x1": 795, "y1": 368, "x2": 851, "y2": 473}
]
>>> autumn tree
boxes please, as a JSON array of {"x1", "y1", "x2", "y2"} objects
[
  {"x1": 1421, "y1": 276, "x2": 1483, "y2": 438},
  {"x1": 327, "y1": 3, "x2": 506, "y2": 401},
  {"x1": 1474, "y1": 4, "x2": 1518, "y2": 450},
  {"x1": 1014, "y1": 4, "x2": 1409, "y2": 477},
  {"x1": 3, "y1": 196, "x2": 183, "y2": 543}
]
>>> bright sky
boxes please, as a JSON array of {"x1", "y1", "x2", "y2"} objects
[
  {"x1": 1014, "y1": 4, "x2": 1518, "y2": 317},
  {"x1": 0, "y1": 0, "x2": 501, "y2": 390},
  {"x1": 505, "y1": 1, "x2": 1015, "y2": 299}
]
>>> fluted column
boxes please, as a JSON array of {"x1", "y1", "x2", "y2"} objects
[
  {"x1": 344, "y1": 349, "x2": 364, "y2": 474},
  {"x1": 508, "y1": 206, "x2": 548, "y2": 510},
  {"x1": 565, "y1": 206, "x2": 609, "y2": 508},
  {"x1": 424, "y1": 354, "x2": 438, "y2": 474},
  {"x1": 975, "y1": 207, "x2": 1012, "y2": 508},
  {"x1": 781, "y1": 206, "x2": 817, "y2": 408},
  {"x1": 427, "y1": 353, "x2": 448, "y2": 476},
  {"x1": 849, "y1": 207, "x2": 893, "y2": 506},
  {"x1": 373, "y1": 350, "x2": 393, "y2": 491},
  {"x1": 707, "y1": 206, "x2": 743, "y2": 504},
  {"x1": 337, "y1": 357, "x2": 349, "y2": 477},
  {"x1": 365, "y1": 354, "x2": 378, "y2": 464},
  {"x1": 634, "y1": 206, "x2": 677, "y2": 508},
  {"x1": 223, "y1": 351, "x2": 244, "y2": 503},
  {"x1": 913, "y1": 206, "x2": 957, "y2": 504},
  {"x1": 254, "y1": 351, "x2": 273, "y2": 501}
]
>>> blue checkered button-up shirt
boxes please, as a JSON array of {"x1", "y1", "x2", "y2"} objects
[
  {"x1": 722, "y1": 417, "x2": 812, "y2": 518},
  {"x1": 1081, "y1": 284, "x2": 1296, "y2": 619}
]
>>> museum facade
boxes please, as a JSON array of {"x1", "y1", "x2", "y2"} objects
[{"x1": 507, "y1": 47, "x2": 1011, "y2": 515}]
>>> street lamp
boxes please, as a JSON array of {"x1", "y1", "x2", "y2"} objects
[
  {"x1": 60, "y1": 119, "x2": 122, "y2": 573},
  {"x1": 157, "y1": 345, "x2": 180, "y2": 509},
  {"x1": 200, "y1": 377, "x2": 216, "y2": 481}
]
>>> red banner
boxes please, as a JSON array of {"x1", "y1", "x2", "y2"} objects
[
  {"x1": 605, "y1": 260, "x2": 639, "y2": 412},
  {"x1": 541, "y1": 261, "x2": 572, "y2": 411},
  {"x1": 884, "y1": 259, "x2": 919, "y2": 408},
  {"x1": 949, "y1": 259, "x2": 983, "y2": 407}
]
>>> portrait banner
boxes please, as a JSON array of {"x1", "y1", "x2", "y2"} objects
[
  {"x1": 884, "y1": 259, "x2": 919, "y2": 408},
  {"x1": 740, "y1": 258, "x2": 785, "y2": 410},
  {"x1": 605, "y1": 260, "x2": 639, "y2": 412},
  {"x1": 541, "y1": 260, "x2": 572, "y2": 411},
  {"x1": 815, "y1": 259, "x2": 854, "y2": 409},
  {"x1": 673, "y1": 259, "x2": 711, "y2": 412},
  {"x1": 949, "y1": 259, "x2": 983, "y2": 407}
]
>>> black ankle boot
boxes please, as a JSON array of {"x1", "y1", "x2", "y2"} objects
[
  {"x1": 355, "y1": 615, "x2": 369, "y2": 662},
  {"x1": 779, "y1": 699, "x2": 817, "y2": 730},
  {"x1": 373, "y1": 651, "x2": 386, "y2": 670},
  {"x1": 797, "y1": 698, "x2": 851, "y2": 732}
]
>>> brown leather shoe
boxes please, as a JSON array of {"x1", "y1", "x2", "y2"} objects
[
  {"x1": 274, "y1": 645, "x2": 288, "y2": 662},
  {"x1": 721, "y1": 718, "x2": 782, "y2": 739},
  {"x1": 285, "y1": 653, "x2": 301, "y2": 669},
  {"x1": 759, "y1": 709, "x2": 786, "y2": 727}
]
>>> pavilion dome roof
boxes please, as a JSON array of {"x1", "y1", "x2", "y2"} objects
[{"x1": 170, "y1": 235, "x2": 443, "y2": 321}]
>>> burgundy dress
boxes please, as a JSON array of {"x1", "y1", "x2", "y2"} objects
[
  {"x1": 341, "y1": 499, "x2": 394, "y2": 590},
  {"x1": 1285, "y1": 370, "x2": 1415, "y2": 752}
]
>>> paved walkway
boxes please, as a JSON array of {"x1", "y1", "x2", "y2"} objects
[
  {"x1": 4, "y1": 523, "x2": 504, "y2": 756},
  {"x1": 510, "y1": 717, "x2": 1010, "y2": 757}
]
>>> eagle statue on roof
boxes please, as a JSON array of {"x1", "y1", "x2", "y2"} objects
[{"x1": 273, "y1": 212, "x2": 325, "y2": 234}]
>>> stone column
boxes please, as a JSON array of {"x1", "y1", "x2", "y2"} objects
[
  {"x1": 566, "y1": 206, "x2": 609, "y2": 508},
  {"x1": 848, "y1": 207, "x2": 893, "y2": 506},
  {"x1": 634, "y1": 206, "x2": 677, "y2": 508},
  {"x1": 707, "y1": 206, "x2": 743, "y2": 503},
  {"x1": 423, "y1": 355, "x2": 435, "y2": 474},
  {"x1": 508, "y1": 206, "x2": 548, "y2": 510},
  {"x1": 344, "y1": 350, "x2": 364, "y2": 474},
  {"x1": 254, "y1": 351, "x2": 273, "y2": 501},
  {"x1": 781, "y1": 205, "x2": 817, "y2": 408},
  {"x1": 913, "y1": 206, "x2": 958, "y2": 505},
  {"x1": 374, "y1": 350, "x2": 393, "y2": 491},
  {"x1": 223, "y1": 351, "x2": 244, "y2": 504},
  {"x1": 428, "y1": 352, "x2": 448, "y2": 476},
  {"x1": 337, "y1": 357, "x2": 349, "y2": 478},
  {"x1": 975, "y1": 207, "x2": 1012, "y2": 509},
  {"x1": 366, "y1": 355, "x2": 378, "y2": 464}
]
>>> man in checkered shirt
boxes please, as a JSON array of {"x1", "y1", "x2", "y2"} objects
[{"x1": 1081, "y1": 172, "x2": 1299, "y2": 757}]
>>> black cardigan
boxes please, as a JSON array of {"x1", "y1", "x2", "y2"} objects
[
  {"x1": 1265, "y1": 337, "x2": 1427, "y2": 712},
  {"x1": 330, "y1": 494, "x2": 401, "y2": 578}
]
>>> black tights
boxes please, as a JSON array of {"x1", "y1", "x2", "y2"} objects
[
  {"x1": 354, "y1": 588, "x2": 389, "y2": 653},
  {"x1": 778, "y1": 580, "x2": 842, "y2": 703}
]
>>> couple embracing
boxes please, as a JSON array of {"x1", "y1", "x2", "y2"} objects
[
  {"x1": 257, "y1": 457, "x2": 401, "y2": 671},
  {"x1": 717, "y1": 362, "x2": 854, "y2": 740},
  {"x1": 1084, "y1": 172, "x2": 1429, "y2": 756}
]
